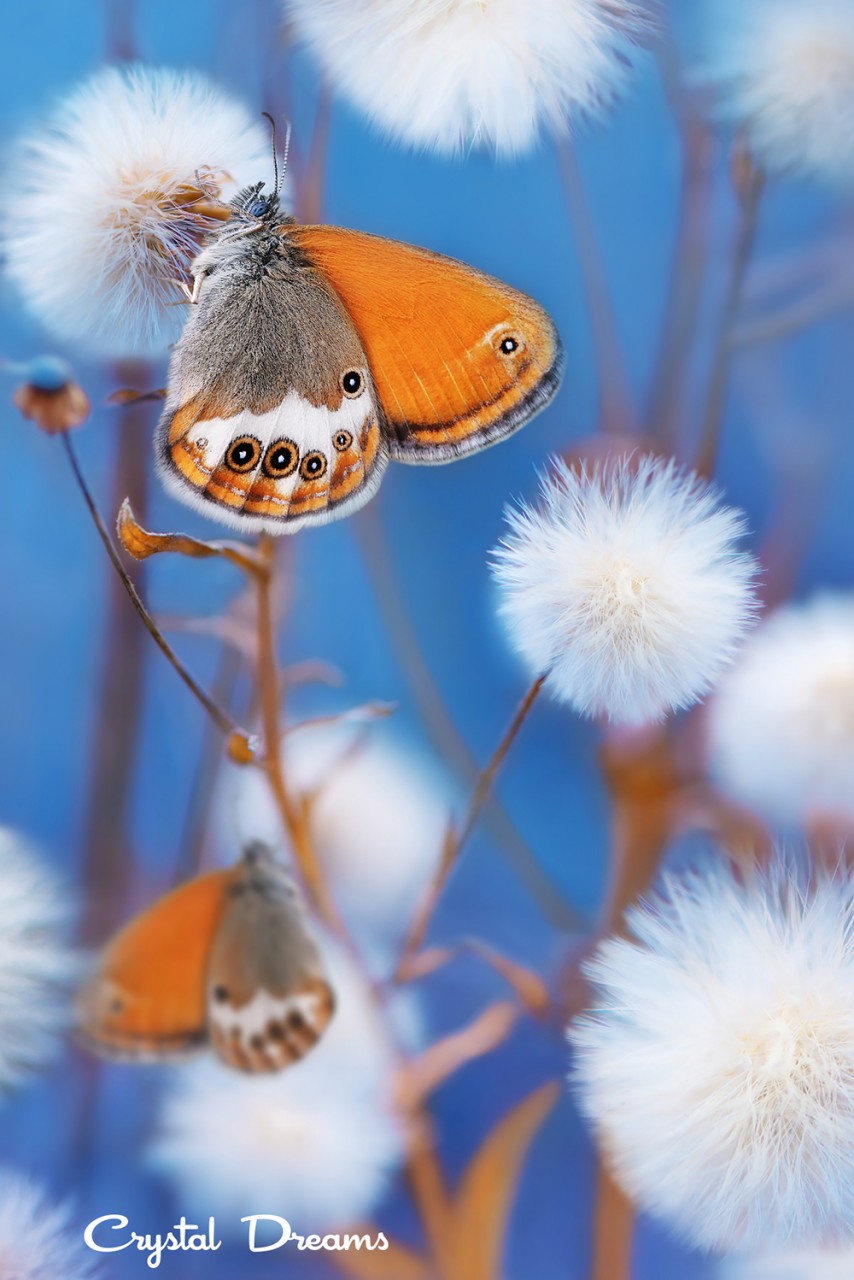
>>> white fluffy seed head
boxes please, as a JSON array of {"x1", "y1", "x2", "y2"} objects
[
  {"x1": 492, "y1": 456, "x2": 758, "y2": 725},
  {"x1": 722, "y1": 1246, "x2": 854, "y2": 1280},
  {"x1": 0, "y1": 1170, "x2": 96, "y2": 1280},
  {"x1": 283, "y1": 0, "x2": 653, "y2": 156},
  {"x1": 221, "y1": 722, "x2": 449, "y2": 971},
  {"x1": 695, "y1": 0, "x2": 854, "y2": 184},
  {"x1": 0, "y1": 828, "x2": 75, "y2": 1089},
  {"x1": 2, "y1": 65, "x2": 270, "y2": 357},
  {"x1": 150, "y1": 946, "x2": 407, "y2": 1231},
  {"x1": 708, "y1": 594, "x2": 854, "y2": 829},
  {"x1": 571, "y1": 856, "x2": 854, "y2": 1253}
]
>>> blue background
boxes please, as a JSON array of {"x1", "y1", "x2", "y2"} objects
[{"x1": 1, "y1": 1, "x2": 853, "y2": 1276}]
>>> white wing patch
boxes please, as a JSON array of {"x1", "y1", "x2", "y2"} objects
[
  {"x1": 208, "y1": 987, "x2": 329, "y2": 1073},
  {"x1": 159, "y1": 388, "x2": 388, "y2": 534}
]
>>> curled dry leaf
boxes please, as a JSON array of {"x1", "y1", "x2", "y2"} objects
[
  {"x1": 14, "y1": 380, "x2": 90, "y2": 434},
  {"x1": 396, "y1": 1002, "x2": 518, "y2": 1113},
  {"x1": 449, "y1": 1082, "x2": 560, "y2": 1280},
  {"x1": 107, "y1": 387, "x2": 167, "y2": 406},
  {"x1": 397, "y1": 943, "x2": 550, "y2": 1020},
  {"x1": 116, "y1": 499, "x2": 264, "y2": 576}
]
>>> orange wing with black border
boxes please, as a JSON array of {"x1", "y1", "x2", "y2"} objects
[{"x1": 288, "y1": 225, "x2": 564, "y2": 462}]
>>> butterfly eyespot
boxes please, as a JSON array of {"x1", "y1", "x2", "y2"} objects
[
  {"x1": 213, "y1": 985, "x2": 230, "y2": 1004},
  {"x1": 263, "y1": 438, "x2": 299, "y2": 479},
  {"x1": 288, "y1": 1010, "x2": 307, "y2": 1031},
  {"x1": 226, "y1": 436, "x2": 261, "y2": 473},
  {"x1": 267, "y1": 1020, "x2": 285, "y2": 1040},
  {"x1": 300, "y1": 451, "x2": 328, "y2": 481},
  {"x1": 497, "y1": 334, "x2": 522, "y2": 356},
  {"x1": 333, "y1": 430, "x2": 353, "y2": 452},
  {"x1": 341, "y1": 370, "x2": 363, "y2": 398},
  {"x1": 110, "y1": 998, "x2": 125, "y2": 1014}
]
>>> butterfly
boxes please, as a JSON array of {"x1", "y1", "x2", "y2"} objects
[
  {"x1": 77, "y1": 842, "x2": 334, "y2": 1073},
  {"x1": 156, "y1": 175, "x2": 563, "y2": 532}
]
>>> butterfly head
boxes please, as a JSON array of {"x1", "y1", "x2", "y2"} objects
[{"x1": 230, "y1": 182, "x2": 281, "y2": 227}]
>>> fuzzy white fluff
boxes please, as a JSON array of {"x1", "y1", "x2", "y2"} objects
[
  {"x1": 0, "y1": 828, "x2": 75, "y2": 1089},
  {"x1": 221, "y1": 722, "x2": 450, "y2": 970},
  {"x1": 0, "y1": 1170, "x2": 96, "y2": 1280},
  {"x1": 492, "y1": 456, "x2": 758, "y2": 725},
  {"x1": 2, "y1": 66, "x2": 269, "y2": 357},
  {"x1": 723, "y1": 1247, "x2": 854, "y2": 1280},
  {"x1": 283, "y1": 0, "x2": 652, "y2": 156},
  {"x1": 571, "y1": 856, "x2": 854, "y2": 1253},
  {"x1": 708, "y1": 595, "x2": 854, "y2": 828},
  {"x1": 150, "y1": 945, "x2": 406, "y2": 1231},
  {"x1": 695, "y1": 0, "x2": 854, "y2": 184}
]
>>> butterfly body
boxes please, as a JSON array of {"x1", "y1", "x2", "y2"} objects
[
  {"x1": 157, "y1": 183, "x2": 563, "y2": 532},
  {"x1": 78, "y1": 842, "x2": 334, "y2": 1073}
]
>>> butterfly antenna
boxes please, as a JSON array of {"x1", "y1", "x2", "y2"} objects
[
  {"x1": 279, "y1": 120, "x2": 292, "y2": 193},
  {"x1": 261, "y1": 111, "x2": 279, "y2": 198}
]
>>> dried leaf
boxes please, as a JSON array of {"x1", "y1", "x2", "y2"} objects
[
  {"x1": 117, "y1": 499, "x2": 263, "y2": 575},
  {"x1": 463, "y1": 941, "x2": 551, "y2": 1019},
  {"x1": 107, "y1": 387, "x2": 167, "y2": 406},
  {"x1": 396, "y1": 1002, "x2": 517, "y2": 1112},
  {"x1": 396, "y1": 946, "x2": 456, "y2": 983},
  {"x1": 332, "y1": 1235, "x2": 431, "y2": 1280},
  {"x1": 449, "y1": 1082, "x2": 560, "y2": 1280}
]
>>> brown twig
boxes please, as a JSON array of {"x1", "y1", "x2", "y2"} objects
[
  {"x1": 557, "y1": 139, "x2": 636, "y2": 435},
  {"x1": 695, "y1": 157, "x2": 765, "y2": 478},
  {"x1": 647, "y1": 107, "x2": 716, "y2": 453},
  {"x1": 355, "y1": 506, "x2": 583, "y2": 932},
  {"x1": 297, "y1": 81, "x2": 333, "y2": 224},
  {"x1": 397, "y1": 676, "x2": 546, "y2": 975},
  {"x1": 253, "y1": 533, "x2": 345, "y2": 931},
  {"x1": 61, "y1": 433, "x2": 246, "y2": 747},
  {"x1": 591, "y1": 1163, "x2": 634, "y2": 1280}
]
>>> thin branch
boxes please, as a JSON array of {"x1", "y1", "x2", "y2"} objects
[
  {"x1": 61, "y1": 433, "x2": 245, "y2": 745},
  {"x1": 297, "y1": 81, "x2": 333, "y2": 224},
  {"x1": 695, "y1": 161, "x2": 765, "y2": 478},
  {"x1": 590, "y1": 1163, "x2": 634, "y2": 1280},
  {"x1": 396, "y1": 676, "x2": 546, "y2": 975},
  {"x1": 355, "y1": 505, "x2": 583, "y2": 932},
  {"x1": 647, "y1": 109, "x2": 716, "y2": 452},
  {"x1": 253, "y1": 533, "x2": 345, "y2": 932},
  {"x1": 557, "y1": 139, "x2": 636, "y2": 435}
]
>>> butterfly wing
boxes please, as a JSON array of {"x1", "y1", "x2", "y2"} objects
[
  {"x1": 77, "y1": 868, "x2": 235, "y2": 1061},
  {"x1": 156, "y1": 253, "x2": 388, "y2": 532},
  {"x1": 206, "y1": 843, "x2": 334, "y2": 1073},
  {"x1": 288, "y1": 225, "x2": 564, "y2": 461}
]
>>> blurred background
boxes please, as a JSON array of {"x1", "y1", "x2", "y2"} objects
[{"x1": 1, "y1": 1, "x2": 853, "y2": 1276}]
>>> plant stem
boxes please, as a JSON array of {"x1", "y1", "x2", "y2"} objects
[
  {"x1": 557, "y1": 139, "x2": 636, "y2": 435},
  {"x1": 62, "y1": 433, "x2": 243, "y2": 744},
  {"x1": 253, "y1": 534, "x2": 344, "y2": 932},
  {"x1": 591, "y1": 1163, "x2": 634, "y2": 1280},
  {"x1": 695, "y1": 164, "x2": 765, "y2": 478},
  {"x1": 397, "y1": 676, "x2": 546, "y2": 973},
  {"x1": 356, "y1": 506, "x2": 582, "y2": 932}
]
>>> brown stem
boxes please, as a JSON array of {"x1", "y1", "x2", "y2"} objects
[
  {"x1": 397, "y1": 677, "x2": 545, "y2": 973},
  {"x1": 62, "y1": 434, "x2": 245, "y2": 746},
  {"x1": 297, "y1": 82, "x2": 333, "y2": 224},
  {"x1": 77, "y1": 378, "x2": 150, "y2": 944},
  {"x1": 557, "y1": 140, "x2": 636, "y2": 435},
  {"x1": 591, "y1": 1163, "x2": 634, "y2": 1280},
  {"x1": 695, "y1": 163, "x2": 765, "y2": 478},
  {"x1": 647, "y1": 112, "x2": 716, "y2": 453},
  {"x1": 405, "y1": 1116, "x2": 457, "y2": 1278},
  {"x1": 355, "y1": 506, "x2": 583, "y2": 932},
  {"x1": 253, "y1": 534, "x2": 344, "y2": 932}
]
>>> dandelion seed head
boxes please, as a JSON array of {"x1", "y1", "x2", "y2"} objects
[
  {"x1": 0, "y1": 828, "x2": 75, "y2": 1090},
  {"x1": 2, "y1": 66, "x2": 270, "y2": 357},
  {"x1": 572, "y1": 856, "x2": 854, "y2": 1252},
  {"x1": 708, "y1": 595, "x2": 854, "y2": 829},
  {"x1": 492, "y1": 456, "x2": 758, "y2": 724},
  {"x1": 695, "y1": 0, "x2": 854, "y2": 184},
  {"x1": 283, "y1": 0, "x2": 653, "y2": 157},
  {"x1": 0, "y1": 1170, "x2": 96, "y2": 1280}
]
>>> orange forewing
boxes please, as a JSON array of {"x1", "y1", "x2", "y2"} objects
[
  {"x1": 288, "y1": 225, "x2": 562, "y2": 457},
  {"x1": 78, "y1": 868, "x2": 236, "y2": 1059}
]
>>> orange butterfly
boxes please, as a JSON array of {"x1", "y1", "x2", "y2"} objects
[
  {"x1": 156, "y1": 178, "x2": 563, "y2": 532},
  {"x1": 77, "y1": 843, "x2": 334, "y2": 1073}
]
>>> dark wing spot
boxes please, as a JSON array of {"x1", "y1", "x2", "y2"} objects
[
  {"x1": 226, "y1": 435, "x2": 262, "y2": 473},
  {"x1": 299, "y1": 451, "x2": 328, "y2": 481}
]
